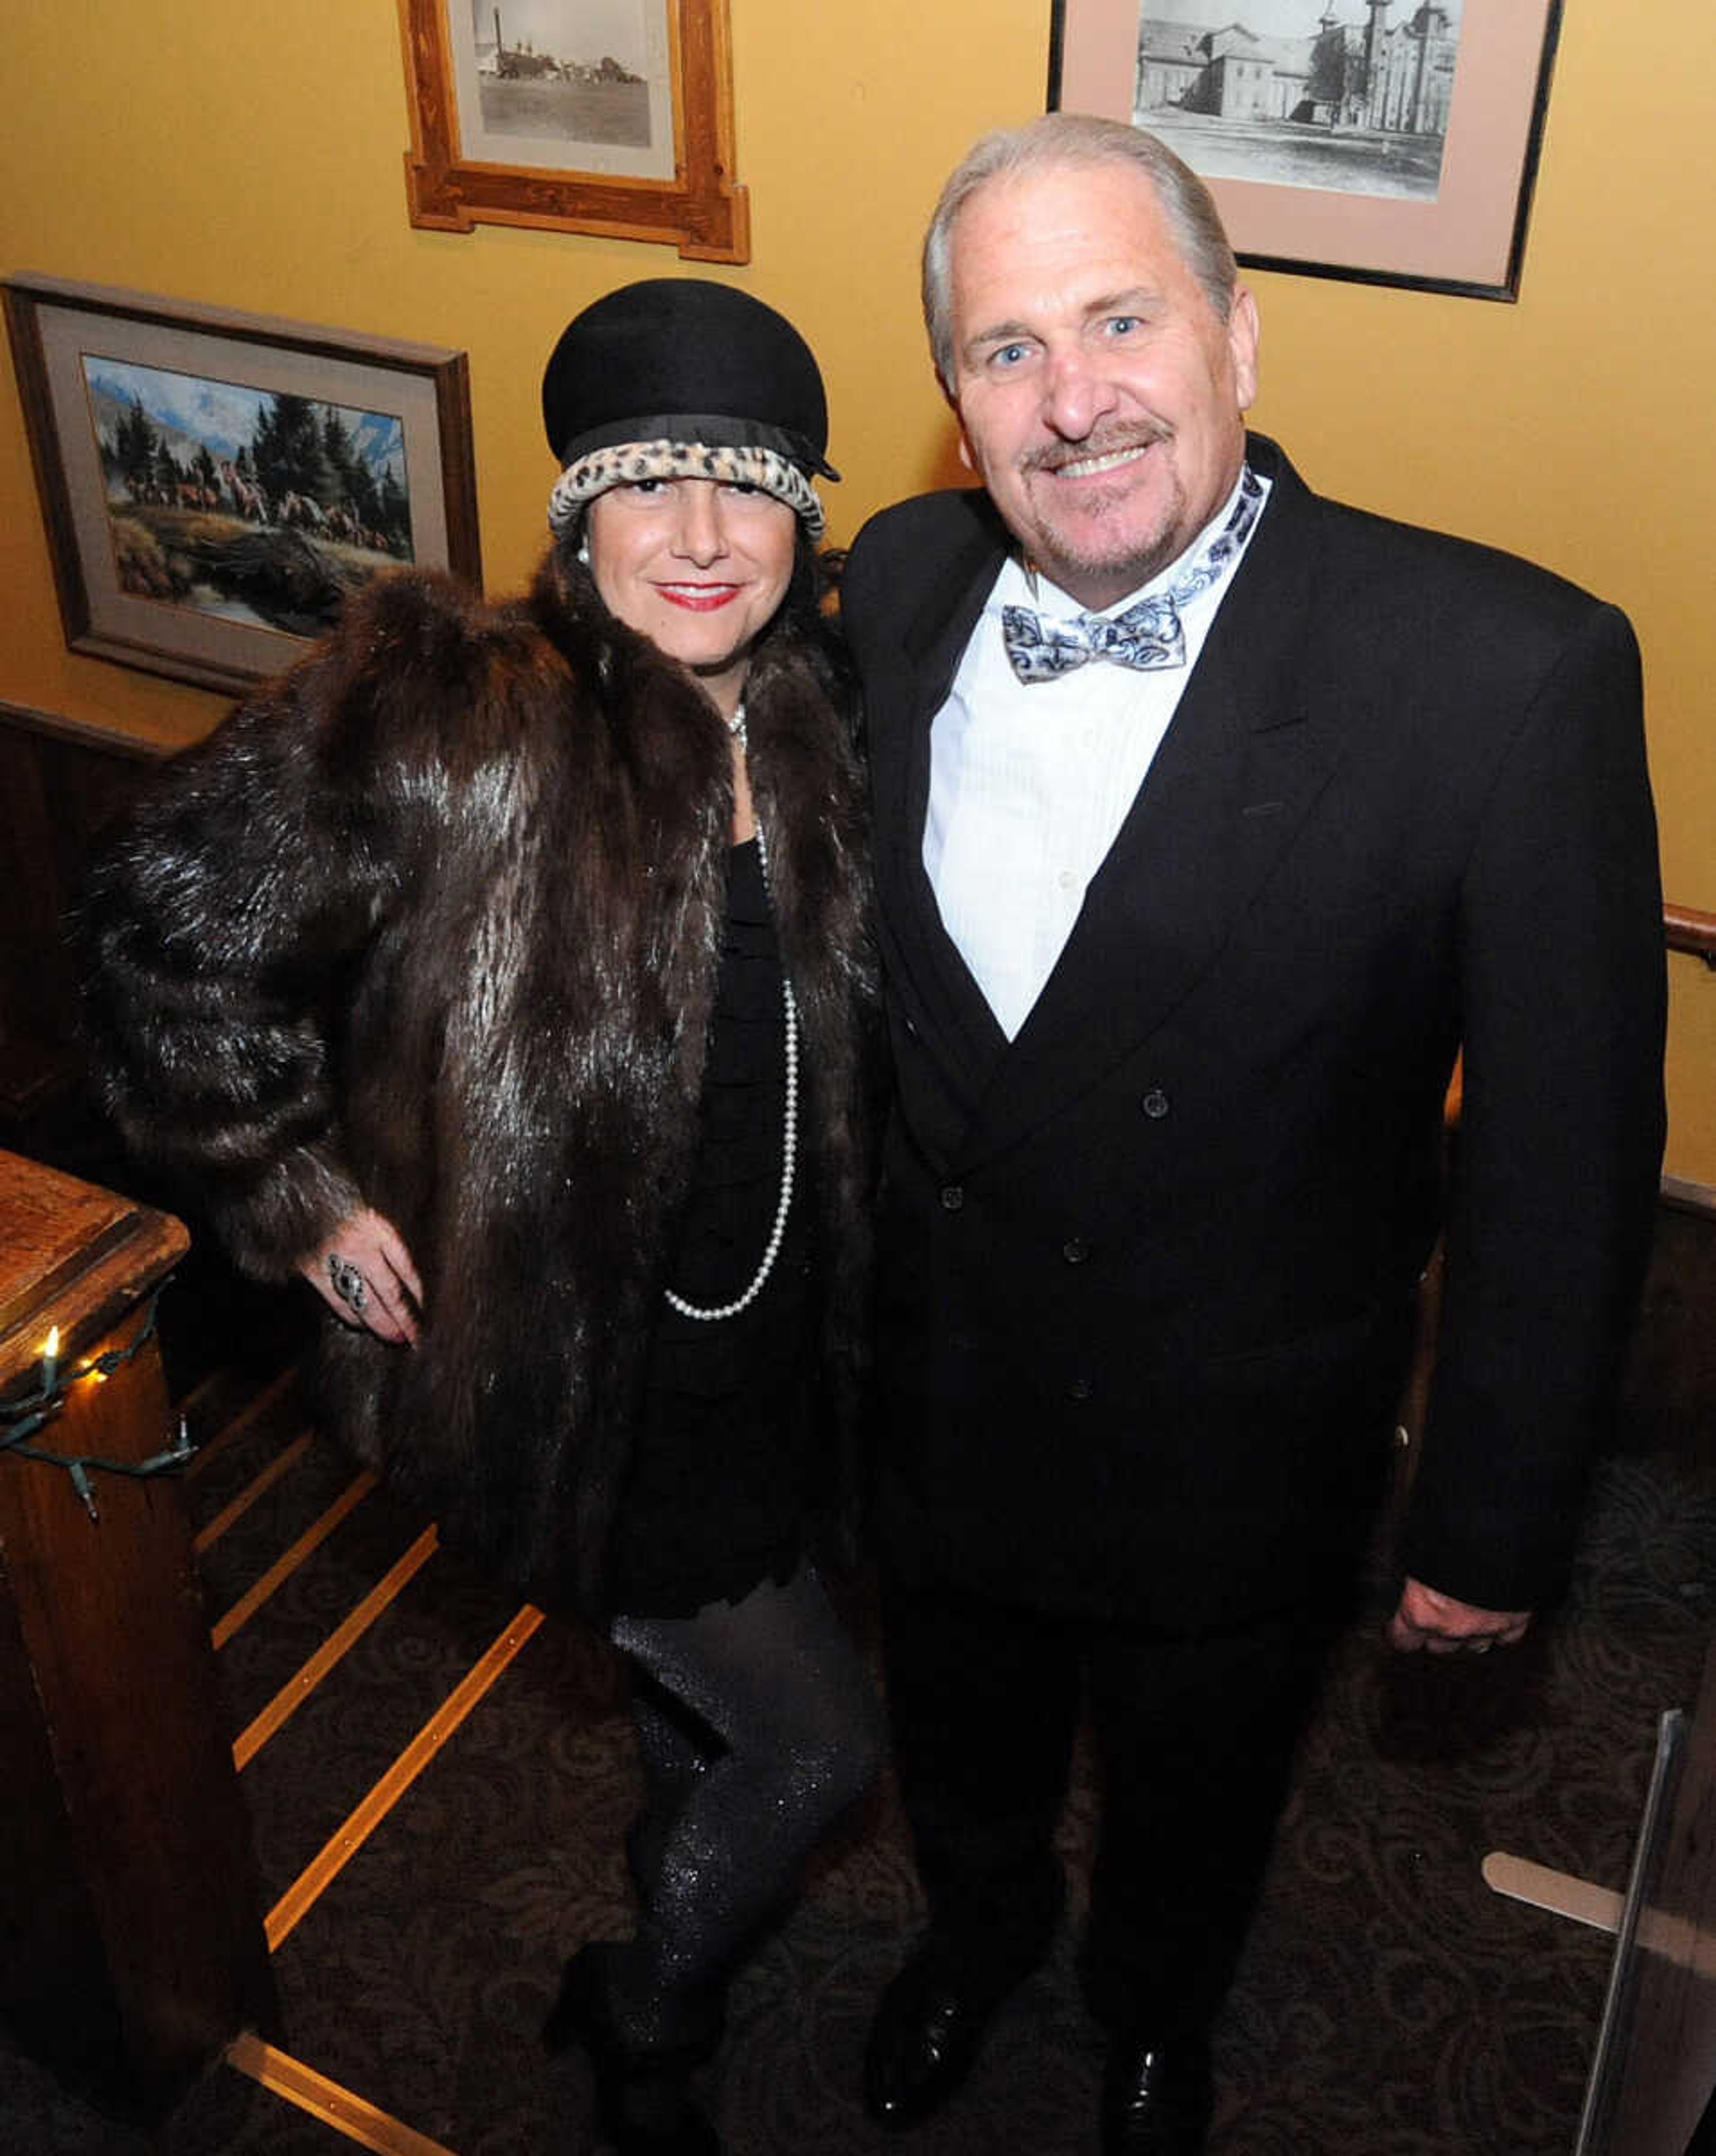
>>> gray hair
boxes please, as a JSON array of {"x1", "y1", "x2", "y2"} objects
[{"x1": 921, "y1": 114, "x2": 1240, "y2": 391}]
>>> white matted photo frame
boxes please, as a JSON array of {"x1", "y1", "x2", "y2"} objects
[
  {"x1": 4, "y1": 274, "x2": 481, "y2": 698},
  {"x1": 399, "y1": 0, "x2": 749, "y2": 261},
  {"x1": 1049, "y1": 0, "x2": 1563, "y2": 299}
]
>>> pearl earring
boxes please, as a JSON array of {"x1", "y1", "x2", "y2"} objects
[{"x1": 577, "y1": 535, "x2": 590, "y2": 567}]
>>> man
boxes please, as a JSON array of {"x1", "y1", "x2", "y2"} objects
[{"x1": 841, "y1": 115, "x2": 1665, "y2": 2155}]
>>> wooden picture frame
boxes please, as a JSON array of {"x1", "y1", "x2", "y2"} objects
[
  {"x1": 399, "y1": 0, "x2": 749, "y2": 262},
  {"x1": 3, "y1": 273, "x2": 481, "y2": 699},
  {"x1": 1050, "y1": 0, "x2": 1563, "y2": 300}
]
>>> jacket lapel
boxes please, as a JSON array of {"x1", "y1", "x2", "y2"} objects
[
  {"x1": 872, "y1": 500, "x2": 1014, "y2": 1100},
  {"x1": 958, "y1": 442, "x2": 1345, "y2": 1166}
]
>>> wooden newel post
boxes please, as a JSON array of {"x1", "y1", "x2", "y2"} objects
[{"x1": 0, "y1": 1149, "x2": 274, "y2": 2118}]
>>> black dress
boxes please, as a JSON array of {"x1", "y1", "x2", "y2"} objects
[{"x1": 605, "y1": 838, "x2": 817, "y2": 1618}]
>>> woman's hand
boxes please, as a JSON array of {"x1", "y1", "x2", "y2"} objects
[{"x1": 299, "y1": 1208, "x2": 422, "y2": 1346}]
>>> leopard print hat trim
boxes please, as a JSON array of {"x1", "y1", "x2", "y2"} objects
[{"x1": 547, "y1": 438, "x2": 825, "y2": 541}]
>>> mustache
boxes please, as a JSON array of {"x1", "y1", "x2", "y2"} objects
[{"x1": 1022, "y1": 424, "x2": 1169, "y2": 476}]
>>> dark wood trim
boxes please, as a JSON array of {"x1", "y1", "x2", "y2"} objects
[
  {"x1": 1661, "y1": 1176, "x2": 1716, "y2": 1223},
  {"x1": 1666, "y1": 904, "x2": 1716, "y2": 965},
  {"x1": 0, "y1": 698, "x2": 168, "y2": 763}
]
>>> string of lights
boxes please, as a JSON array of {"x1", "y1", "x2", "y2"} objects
[{"x1": 0, "y1": 1292, "x2": 195, "y2": 1519}]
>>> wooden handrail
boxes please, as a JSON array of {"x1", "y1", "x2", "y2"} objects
[
  {"x1": 1439, "y1": 896, "x2": 1713, "y2": 1131},
  {"x1": 1665, "y1": 904, "x2": 1716, "y2": 964}
]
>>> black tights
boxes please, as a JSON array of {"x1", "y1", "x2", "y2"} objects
[{"x1": 606, "y1": 1565, "x2": 880, "y2": 2052}]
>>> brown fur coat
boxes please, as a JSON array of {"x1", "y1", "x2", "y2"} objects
[{"x1": 82, "y1": 550, "x2": 879, "y2": 1610}]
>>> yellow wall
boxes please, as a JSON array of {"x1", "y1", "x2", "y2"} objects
[{"x1": 2, "y1": 0, "x2": 1712, "y2": 1181}]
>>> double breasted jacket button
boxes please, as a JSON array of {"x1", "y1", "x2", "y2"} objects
[
  {"x1": 1062, "y1": 1236, "x2": 1090, "y2": 1265},
  {"x1": 939, "y1": 1184, "x2": 964, "y2": 1211},
  {"x1": 1068, "y1": 1375, "x2": 1094, "y2": 1401},
  {"x1": 1140, "y1": 1088, "x2": 1171, "y2": 1120}
]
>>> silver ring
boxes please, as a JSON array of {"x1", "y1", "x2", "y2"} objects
[{"x1": 327, "y1": 1254, "x2": 367, "y2": 1315}]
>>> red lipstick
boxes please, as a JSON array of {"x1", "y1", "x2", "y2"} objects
[{"x1": 656, "y1": 583, "x2": 742, "y2": 612}]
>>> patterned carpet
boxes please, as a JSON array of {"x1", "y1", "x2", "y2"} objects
[{"x1": 4, "y1": 1220, "x2": 1713, "y2": 2156}]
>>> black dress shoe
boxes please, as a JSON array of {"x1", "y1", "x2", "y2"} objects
[
  {"x1": 543, "y1": 1944, "x2": 722, "y2": 2156},
  {"x1": 1101, "y1": 2033, "x2": 1215, "y2": 2156},
  {"x1": 863, "y1": 1947, "x2": 1004, "y2": 2131}
]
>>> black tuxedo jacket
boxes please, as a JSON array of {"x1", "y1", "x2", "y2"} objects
[{"x1": 842, "y1": 435, "x2": 1665, "y2": 1627}]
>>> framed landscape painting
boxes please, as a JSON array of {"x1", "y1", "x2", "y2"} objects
[
  {"x1": 1051, "y1": 0, "x2": 1563, "y2": 298},
  {"x1": 399, "y1": 0, "x2": 749, "y2": 261},
  {"x1": 4, "y1": 275, "x2": 480, "y2": 697}
]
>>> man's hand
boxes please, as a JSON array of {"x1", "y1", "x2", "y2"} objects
[
  {"x1": 299, "y1": 1207, "x2": 422, "y2": 1346},
  {"x1": 1386, "y1": 1577, "x2": 1531, "y2": 1656}
]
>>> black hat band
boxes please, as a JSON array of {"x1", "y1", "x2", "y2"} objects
[{"x1": 554, "y1": 410, "x2": 838, "y2": 481}]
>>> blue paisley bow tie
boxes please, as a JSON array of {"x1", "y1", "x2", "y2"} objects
[
  {"x1": 1000, "y1": 462, "x2": 1264, "y2": 685},
  {"x1": 1001, "y1": 592, "x2": 1185, "y2": 680}
]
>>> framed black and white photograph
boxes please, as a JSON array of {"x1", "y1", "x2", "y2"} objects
[
  {"x1": 400, "y1": 0, "x2": 749, "y2": 261},
  {"x1": 4, "y1": 274, "x2": 481, "y2": 696},
  {"x1": 1051, "y1": 0, "x2": 1563, "y2": 298},
  {"x1": 450, "y1": 0, "x2": 675, "y2": 181}
]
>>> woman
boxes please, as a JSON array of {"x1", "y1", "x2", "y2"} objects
[{"x1": 83, "y1": 279, "x2": 881, "y2": 2156}]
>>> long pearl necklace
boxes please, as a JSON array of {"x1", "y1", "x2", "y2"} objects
[{"x1": 662, "y1": 702, "x2": 799, "y2": 1323}]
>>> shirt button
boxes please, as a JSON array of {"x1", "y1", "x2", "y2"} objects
[
  {"x1": 1057, "y1": 868, "x2": 1077, "y2": 891},
  {"x1": 1062, "y1": 1237, "x2": 1089, "y2": 1265},
  {"x1": 1141, "y1": 1088, "x2": 1171, "y2": 1120},
  {"x1": 1068, "y1": 1376, "x2": 1094, "y2": 1402},
  {"x1": 940, "y1": 1184, "x2": 965, "y2": 1211}
]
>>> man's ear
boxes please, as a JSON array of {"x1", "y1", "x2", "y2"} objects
[{"x1": 1228, "y1": 286, "x2": 1260, "y2": 413}]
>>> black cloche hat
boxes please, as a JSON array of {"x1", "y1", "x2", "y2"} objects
[{"x1": 542, "y1": 278, "x2": 837, "y2": 479}]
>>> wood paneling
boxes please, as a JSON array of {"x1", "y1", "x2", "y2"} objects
[{"x1": 0, "y1": 705, "x2": 156, "y2": 1122}]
